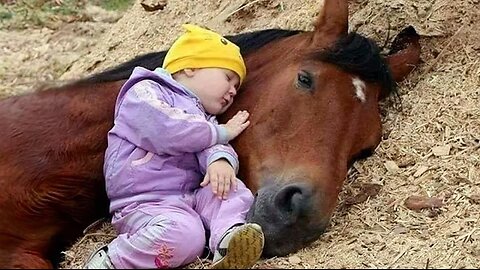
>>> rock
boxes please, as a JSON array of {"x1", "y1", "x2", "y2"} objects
[
  {"x1": 288, "y1": 255, "x2": 302, "y2": 265},
  {"x1": 384, "y1": 160, "x2": 400, "y2": 173},
  {"x1": 404, "y1": 195, "x2": 444, "y2": 211},
  {"x1": 432, "y1": 145, "x2": 451, "y2": 156},
  {"x1": 140, "y1": 0, "x2": 167, "y2": 12}
]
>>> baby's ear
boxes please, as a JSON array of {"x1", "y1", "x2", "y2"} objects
[{"x1": 183, "y1": 68, "x2": 196, "y2": 77}]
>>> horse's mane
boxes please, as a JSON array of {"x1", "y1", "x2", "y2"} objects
[
  {"x1": 74, "y1": 28, "x2": 395, "y2": 97},
  {"x1": 77, "y1": 29, "x2": 302, "y2": 84},
  {"x1": 311, "y1": 32, "x2": 396, "y2": 97}
]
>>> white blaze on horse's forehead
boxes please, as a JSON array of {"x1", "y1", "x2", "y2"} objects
[{"x1": 352, "y1": 77, "x2": 366, "y2": 102}]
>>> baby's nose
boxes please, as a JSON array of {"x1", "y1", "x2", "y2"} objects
[{"x1": 230, "y1": 86, "x2": 237, "y2": 96}]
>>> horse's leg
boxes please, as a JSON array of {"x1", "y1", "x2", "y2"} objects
[
  {"x1": 12, "y1": 252, "x2": 52, "y2": 269},
  {"x1": 0, "y1": 214, "x2": 59, "y2": 269},
  {"x1": 0, "y1": 245, "x2": 53, "y2": 269}
]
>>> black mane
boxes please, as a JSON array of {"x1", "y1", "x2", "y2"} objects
[
  {"x1": 78, "y1": 29, "x2": 302, "y2": 84},
  {"x1": 311, "y1": 32, "x2": 396, "y2": 96}
]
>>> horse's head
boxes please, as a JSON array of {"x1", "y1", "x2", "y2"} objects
[{"x1": 219, "y1": 0, "x2": 421, "y2": 257}]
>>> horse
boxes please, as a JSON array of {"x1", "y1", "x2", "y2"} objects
[{"x1": 0, "y1": 0, "x2": 421, "y2": 268}]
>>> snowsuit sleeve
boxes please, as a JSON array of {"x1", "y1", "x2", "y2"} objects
[
  {"x1": 196, "y1": 144, "x2": 240, "y2": 175},
  {"x1": 195, "y1": 115, "x2": 239, "y2": 174},
  {"x1": 112, "y1": 80, "x2": 229, "y2": 155}
]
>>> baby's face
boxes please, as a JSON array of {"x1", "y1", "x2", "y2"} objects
[{"x1": 187, "y1": 68, "x2": 240, "y2": 115}]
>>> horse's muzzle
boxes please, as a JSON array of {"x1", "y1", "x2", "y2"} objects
[{"x1": 246, "y1": 181, "x2": 329, "y2": 257}]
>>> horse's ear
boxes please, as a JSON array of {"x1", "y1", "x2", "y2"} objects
[
  {"x1": 386, "y1": 26, "x2": 421, "y2": 82},
  {"x1": 313, "y1": 0, "x2": 348, "y2": 47}
]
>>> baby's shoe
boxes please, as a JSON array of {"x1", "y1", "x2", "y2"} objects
[
  {"x1": 83, "y1": 245, "x2": 114, "y2": 269},
  {"x1": 211, "y1": 223, "x2": 264, "y2": 269}
]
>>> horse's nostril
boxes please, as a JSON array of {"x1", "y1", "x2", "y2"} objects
[
  {"x1": 274, "y1": 184, "x2": 311, "y2": 221},
  {"x1": 274, "y1": 186, "x2": 301, "y2": 212}
]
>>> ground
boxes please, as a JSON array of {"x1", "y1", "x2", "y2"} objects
[{"x1": 1, "y1": 0, "x2": 479, "y2": 268}]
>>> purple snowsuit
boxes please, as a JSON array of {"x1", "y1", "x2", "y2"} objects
[{"x1": 104, "y1": 67, "x2": 254, "y2": 268}]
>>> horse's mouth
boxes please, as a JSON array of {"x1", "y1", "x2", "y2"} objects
[{"x1": 246, "y1": 182, "x2": 329, "y2": 257}]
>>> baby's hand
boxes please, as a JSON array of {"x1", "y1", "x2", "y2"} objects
[
  {"x1": 221, "y1": 110, "x2": 250, "y2": 141},
  {"x1": 200, "y1": 159, "x2": 237, "y2": 200}
]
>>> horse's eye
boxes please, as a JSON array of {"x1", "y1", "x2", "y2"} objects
[{"x1": 296, "y1": 71, "x2": 314, "y2": 90}]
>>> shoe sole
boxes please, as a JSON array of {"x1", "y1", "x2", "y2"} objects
[
  {"x1": 83, "y1": 245, "x2": 111, "y2": 269},
  {"x1": 211, "y1": 224, "x2": 264, "y2": 269}
]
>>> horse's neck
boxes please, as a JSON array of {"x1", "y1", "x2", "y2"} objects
[{"x1": 35, "y1": 80, "x2": 123, "y2": 133}]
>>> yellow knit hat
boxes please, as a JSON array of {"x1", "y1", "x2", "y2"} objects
[{"x1": 162, "y1": 24, "x2": 246, "y2": 85}]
